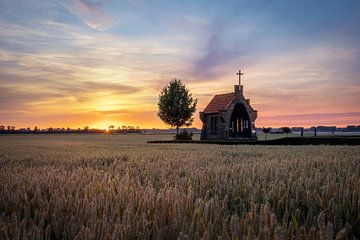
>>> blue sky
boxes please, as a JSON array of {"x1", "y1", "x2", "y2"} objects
[{"x1": 0, "y1": 0, "x2": 359, "y2": 128}]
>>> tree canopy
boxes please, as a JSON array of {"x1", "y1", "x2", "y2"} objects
[
  {"x1": 280, "y1": 127, "x2": 292, "y2": 136},
  {"x1": 158, "y1": 79, "x2": 197, "y2": 134}
]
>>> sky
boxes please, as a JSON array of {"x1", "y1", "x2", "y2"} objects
[{"x1": 0, "y1": 0, "x2": 359, "y2": 129}]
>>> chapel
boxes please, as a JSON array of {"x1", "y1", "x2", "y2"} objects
[{"x1": 200, "y1": 70, "x2": 257, "y2": 140}]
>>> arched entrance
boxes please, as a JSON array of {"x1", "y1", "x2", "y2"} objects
[{"x1": 229, "y1": 103, "x2": 251, "y2": 138}]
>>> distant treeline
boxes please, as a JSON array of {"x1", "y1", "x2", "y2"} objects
[
  {"x1": 0, "y1": 126, "x2": 142, "y2": 134},
  {"x1": 256, "y1": 125, "x2": 360, "y2": 133},
  {"x1": 0, "y1": 126, "x2": 202, "y2": 135},
  {"x1": 0, "y1": 125, "x2": 359, "y2": 134}
]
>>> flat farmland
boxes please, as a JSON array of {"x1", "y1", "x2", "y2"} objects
[{"x1": 0, "y1": 135, "x2": 359, "y2": 239}]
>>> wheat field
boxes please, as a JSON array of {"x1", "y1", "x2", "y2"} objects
[{"x1": 0, "y1": 134, "x2": 359, "y2": 239}]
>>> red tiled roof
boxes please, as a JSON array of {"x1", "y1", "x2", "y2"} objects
[{"x1": 203, "y1": 92, "x2": 235, "y2": 113}]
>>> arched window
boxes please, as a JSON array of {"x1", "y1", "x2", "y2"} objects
[
  {"x1": 214, "y1": 116, "x2": 218, "y2": 134},
  {"x1": 210, "y1": 116, "x2": 218, "y2": 134}
]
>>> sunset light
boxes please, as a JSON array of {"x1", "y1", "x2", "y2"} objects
[
  {"x1": 0, "y1": 0, "x2": 359, "y2": 129},
  {"x1": 1, "y1": 1, "x2": 360, "y2": 239}
]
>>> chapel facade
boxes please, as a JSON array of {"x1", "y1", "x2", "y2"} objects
[{"x1": 199, "y1": 70, "x2": 257, "y2": 140}]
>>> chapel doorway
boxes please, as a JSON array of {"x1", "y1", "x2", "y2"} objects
[{"x1": 229, "y1": 103, "x2": 251, "y2": 138}]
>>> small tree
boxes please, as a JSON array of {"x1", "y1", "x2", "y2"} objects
[
  {"x1": 281, "y1": 127, "x2": 291, "y2": 137},
  {"x1": 262, "y1": 127, "x2": 272, "y2": 141},
  {"x1": 158, "y1": 79, "x2": 197, "y2": 136}
]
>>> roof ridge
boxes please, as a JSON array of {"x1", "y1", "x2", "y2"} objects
[{"x1": 214, "y1": 92, "x2": 233, "y2": 96}]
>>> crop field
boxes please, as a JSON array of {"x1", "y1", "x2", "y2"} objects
[{"x1": 0, "y1": 134, "x2": 359, "y2": 239}]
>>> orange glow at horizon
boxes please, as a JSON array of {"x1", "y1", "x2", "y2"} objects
[
  {"x1": 3, "y1": 106, "x2": 360, "y2": 130},
  {"x1": 1, "y1": 72, "x2": 359, "y2": 130}
]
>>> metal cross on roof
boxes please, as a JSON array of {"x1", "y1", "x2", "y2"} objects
[{"x1": 236, "y1": 69, "x2": 244, "y2": 85}]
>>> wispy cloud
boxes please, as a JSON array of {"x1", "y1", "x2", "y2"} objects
[
  {"x1": 191, "y1": 15, "x2": 234, "y2": 80},
  {"x1": 0, "y1": 18, "x2": 190, "y2": 127},
  {"x1": 0, "y1": 86, "x2": 66, "y2": 112},
  {"x1": 60, "y1": 0, "x2": 117, "y2": 31},
  {"x1": 52, "y1": 81, "x2": 142, "y2": 100},
  {"x1": 190, "y1": 1, "x2": 276, "y2": 81}
]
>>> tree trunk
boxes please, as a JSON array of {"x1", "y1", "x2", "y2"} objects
[{"x1": 176, "y1": 125, "x2": 179, "y2": 135}]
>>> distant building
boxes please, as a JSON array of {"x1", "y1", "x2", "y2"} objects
[{"x1": 199, "y1": 70, "x2": 257, "y2": 140}]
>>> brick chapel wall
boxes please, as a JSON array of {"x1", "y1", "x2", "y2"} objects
[{"x1": 203, "y1": 114, "x2": 228, "y2": 140}]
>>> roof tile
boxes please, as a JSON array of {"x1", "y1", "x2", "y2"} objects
[{"x1": 203, "y1": 93, "x2": 235, "y2": 113}]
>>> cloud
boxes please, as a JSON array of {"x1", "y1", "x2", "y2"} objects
[
  {"x1": 0, "y1": 19, "x2": 193, "y2": 126},
  {"x1": 0, "y1": 49, "x2": 16, "y2": 61},
  {"x1": 77, "y1": 0, "x2": 101, "y2": 12},
  {"x1": 91, "y1": 109, "x2": 133, "y2": 117},
  {"x1": 0, "y1": 86, "x2": 66, "y2": 112},
  {"x1": 191, "y1": 17, "x2": 234, "y2": 81},
  {"x1": 0, "y1": 19, "x2": 194, "y2": 93},
  {"x1": 0, "y1": 79, "x2": 141, "y2": 104},
  {"x1": 60, "y1": 0, "x2": 117, "y2": 31},
  {"x1": 190, "y1": 1, "x2": 276, "y2": 81},
  {"x1": 53, "y1": 81, "x2": 142, "y2": 98}
]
